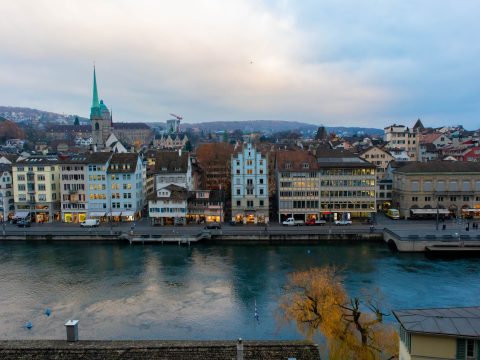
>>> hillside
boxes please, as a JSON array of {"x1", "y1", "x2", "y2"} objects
[
  {"x1": 0, "y1": 116, "x2": 25, "y2": 141},
  {"x1": 0, "y1": 106, "x2": 88, "y2": 124},
  {"x1": 181, "y1": 120, "x2": 383, "y2": 136},
  {"x1": 0, "y1": 106, "x2": 384, "y2": 136}
]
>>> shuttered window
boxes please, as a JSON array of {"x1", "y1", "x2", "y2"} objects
[{"x1": 456, "y1": 338, "x2": 465, "y2": 360}]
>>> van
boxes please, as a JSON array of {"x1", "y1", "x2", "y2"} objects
[
  {"x1": 282, "y1": 218, "x2": 304, "y2": 226},
  {"x1": 386, "y1": 209, "x2": 400, "y2": 220},
  {"x1": 80, "y1": 219, "x2": 100, "y2": 227}
]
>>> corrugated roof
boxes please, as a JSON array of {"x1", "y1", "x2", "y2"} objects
[{"x1": 393, "y1": 306, "x2": 480, "y2": 337}]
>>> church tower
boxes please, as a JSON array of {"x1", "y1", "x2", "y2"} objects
[{"x1": 90, "y1": 67, "x2": 112, "y2": 149}]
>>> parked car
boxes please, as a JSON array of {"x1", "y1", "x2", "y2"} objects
[
  {"x1": 16, "y1": 219, "x2": 31, "y2": 227},
  {"x1": 334, "y1": 220, "x2": 352, "y2": 226},
  {"x1": 80, "y1": 219, "x2": 100, "y2": 227},
  {"x1": 205, "y1": 222, "x2": 221, "y2": 230},
  {"x1": 282, "y1": 218, "x2": 304, "y2": 226},
  {"x1": 305, "y1": 218, "x2": 327, "y2": 226}
]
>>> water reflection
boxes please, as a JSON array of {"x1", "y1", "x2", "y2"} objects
[{"x1": 1, "y1": 242, "x2": 480, "y2": 340}]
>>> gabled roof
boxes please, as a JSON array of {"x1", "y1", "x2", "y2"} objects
[
  {"x1": 154, "y1": 151, "x2": 189, "y2": 173},
  {"x1": 413, "y1": 118, "x2": 425, "y2": 131},
  {"x1": 151, "y1": 184, "x2": 188, "y2": 201},
  {"x1": 107, "y1": 153, "x2": 139, "y2": 173},
  {"x1": 393, "y1": 306, "x2": 480, "y2": 338},
  {"x1": 421, "y1": 132, "x2": 445, "y2": 144},
  {"x1": 87, "y1": 152, "x2": 113, "y2": 164},
  {"x1": 276, "y1": 150, "x2": 319, "y2": 171}
]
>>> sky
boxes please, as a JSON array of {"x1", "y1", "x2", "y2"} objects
[{"x1": 0, "y1": 0, "x2": 479, "y2": 129}]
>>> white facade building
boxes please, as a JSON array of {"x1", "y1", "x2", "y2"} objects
[{"x1": 231, "y1": 143, "x2": 269, "y2": 224}]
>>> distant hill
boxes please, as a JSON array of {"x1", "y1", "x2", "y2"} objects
[
  {"x1": 0, "y1": 106, "x2": 88, "y2": 124},
  {"x1": 180, "y1": 120, "x2": 383, "y2": 137},
  {"x1": 0, "y1": 107, "x2": 384, "y2": 136}
]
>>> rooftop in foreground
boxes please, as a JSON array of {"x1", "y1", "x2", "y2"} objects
[
  {"x1": 0, "y1": 340, "x2": 320, "y2": 360},
  {"x1": 393, "y1": 306, "x2": 480, "y2": 338}
]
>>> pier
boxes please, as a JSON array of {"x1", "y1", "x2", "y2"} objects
[{"x1": 384, "y1": 228, "x2": 480, "y2": 253}]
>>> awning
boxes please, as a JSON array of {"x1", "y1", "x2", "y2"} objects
[
  {"x1": 107, "y1": 211, "x2": 122, "y2": 217},
  {"x1": 89, "y1": 211, "x2": 106, "y2": 217},
  {"x1": 410, "y1": 208, "x2": 450, "y2": 215},
  {"x1": 121, "y1": 210, "x2": 135, "y2": 217},
  {"x1": 14, "y1": 211, "x2": 29, "y2": 219}
]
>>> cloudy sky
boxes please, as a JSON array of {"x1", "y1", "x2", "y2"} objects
[{"x1": 0, "y1": 0, "x2": 479, "y2": 129}]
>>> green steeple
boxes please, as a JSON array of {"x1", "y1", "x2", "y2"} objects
[{"x1": 90, "y1": 67, "x2": 100, "y2": 118}]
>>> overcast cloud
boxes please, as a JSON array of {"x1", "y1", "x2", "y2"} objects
[{"x1": 0, "y1": 0, "x2": 478, "y2": 128}]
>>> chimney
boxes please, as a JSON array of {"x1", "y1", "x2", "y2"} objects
[
  {"x1": 65, "y1": 320, "x2": 79, "y2": 342},
  {"x1": 236, "y1": 338, "x2": 244, "y2": 360}
]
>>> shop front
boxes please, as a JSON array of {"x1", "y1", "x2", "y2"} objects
[{"x1": 63, "y1": 212, "x2": 87, "y2": 223}]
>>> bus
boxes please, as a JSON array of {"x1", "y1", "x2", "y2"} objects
[{"x1": 386, "y1": 208, "x2": 400, "y2": 219}]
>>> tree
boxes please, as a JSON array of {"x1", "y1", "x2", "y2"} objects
[
  {"x1": 279, "y1": 267, "x2": 398, "y2": 360},
  {"x1": 184, "y1": 140, "x2": 193, "y2": 152},
  {"x1": 73, "y1": 116, "x2": 80, "y2": 126}
]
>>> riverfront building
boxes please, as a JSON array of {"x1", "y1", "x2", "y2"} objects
[
  {"x1": 392, "y1": 161, "x2": 480, "y2": 219},
  {"x1": 317, "y1": 149, "x2": 377, "y2": 221},
  {"x1": 85, "y1": 153, "x2": 144, "y2": 221},
  {"x1": 276, "y1": 149, "x2": 377, "y2": 223},
  {"x1": 276, "y1": 150, "x2": 319, "y2": 223},
  {"x1": 231, "y1": 142, "x2": 269, "y2": 224},
  {"x1": 59, "y1": 154, "x2": 89, "y2": 223},
  {"x1": 106, "y1": 153, "x2": 144, "y2": 221},
  {"x1": 154, "y1": 151, "x2": 193, "y2": 192},
  {"x1": 12, "y1": 156, "x2": 61, "y2": 223},
  {"x1": 0, "y1": 164, "x2": 14, "y2": 222},
  {"x1": 148, "y1": 184, "x2": 188, "y2": 225},
  {"x1": 394, "y1": 306, "x2": 480, "y2": 360}
]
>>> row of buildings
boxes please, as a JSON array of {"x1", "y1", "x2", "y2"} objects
[{"x1": 4, "y1": 144, "x2": 479, "y2": 224}]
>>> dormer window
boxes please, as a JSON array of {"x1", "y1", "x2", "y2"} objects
[
  {"x1": 285, "y1": 162, "x2": 292, "y2": 169},
  {"x1": 303, "y1": 163, "x2": 309, "y2": 169}
]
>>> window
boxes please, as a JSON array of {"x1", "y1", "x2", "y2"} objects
[
  {"x1": 412, "y1": 197, "x2": 418, "y2": 202},
  {"x1": 424, "y1": 196, "x2": 431, "y2": 202},
  {"x1": 259, "y1": 188, "x2": 264, "y2": 195},
  {"x1": 259, "y1": 179, "x2": 264, "y2": 184},
  {"x1": 463, "y1": 196, "x2": 470, "y2": 201},
  {"x1": 247, "y1": 169, "x2": 253, "y2": 175},
  {"x1": 236, "y1": 189, "x2": 240, "y2": 195},
  {"x1": 259, "y1": 200, "x2": 264, "y2": 206},
  {"x1": 236, "y1": 200, "x2": 241, "y2": 206},
  {"x1": 450, "y1": 196, "x2": 457, "y2": 202},
  {"x1": 467, "y1": 339, "x2": 476, "y2": 359}
]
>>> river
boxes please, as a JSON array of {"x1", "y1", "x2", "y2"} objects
[{"x1": 1, "y1": 242, "x2": 479, "y2": 340}]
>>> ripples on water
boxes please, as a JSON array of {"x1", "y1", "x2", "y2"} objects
[{"x1": 0, "y1": 242, "x2": 479, "y2": 340}]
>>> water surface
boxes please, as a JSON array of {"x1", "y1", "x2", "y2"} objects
[{"x1": 1, "y1": 242, "x2": 479, "y2": 340}]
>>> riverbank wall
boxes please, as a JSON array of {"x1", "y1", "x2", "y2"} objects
[{"x1": 0, "y1": 230, "x2": 383, "y2": 244}]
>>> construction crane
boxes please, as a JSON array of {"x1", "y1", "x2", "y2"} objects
[{"x1": 169, "y1": 113, "x2": 183, "y2": 121}]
